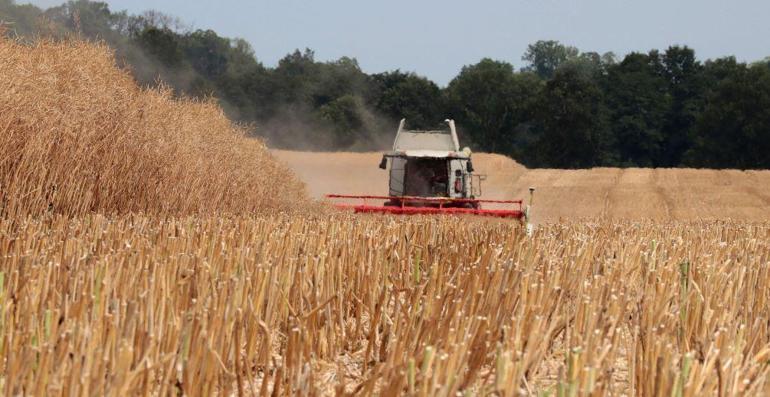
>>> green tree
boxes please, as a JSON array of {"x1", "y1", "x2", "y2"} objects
[
  {"x1": 126, "y1": 9, "x2": 185, "y2": 36},
  {"x1": 687, "y1": 63, "x2": 770, "y2": 168},
  {"x1": 660, "y1": 46, "x2": 704, "y2": 166},
  {"x1": 44, "y1": 1, "x2": 124, "y2": 42},
  {"x1": 227, "y1": 38, "x2": 260, "y2": 76},
  {"x1": 273, "y1": 48, "x2": 321, "y2": 105},
  {"x1": 556, "y1": 51, "x2": 617, "y2": 80},
  {"x1": 318, "y1": 95, "x2": 371, "y2": 148},
  {"x1": 312, "y1": 57, "x2": 370, "y2": 107},
  {"x1": 370, "y1": 71, "x2": 444, "y2": 129},
  {"x1": 700, "y1": 56, "x2": 742, "y2": 82},
  {"x1": 522, "y1": 40, "x2": 579, "y2": 79},
  {"x1": 533, "y1": 66, "x2": 612, "y2": 167},
  {"x1": 237, "y1": 66, "x2": 279, "y2": 119},
  {"x1": 1, "y1": 1, "x2": 54, "y2": 38},
  {"x1": 752, "y1": 56, "x2": 770, "y2": 70},
  {"x1": 446, "y1": 59, "x2": 541, "y2": 155},
  {"x1": 182, "y1": 29, "x2": 231, "y2": 79},
  {"x1": 603, "y1": 51, "x2": 671, "y2": 166},
  {"x1": 135, "y1": 27, "x2": 183, "y2": 67}
]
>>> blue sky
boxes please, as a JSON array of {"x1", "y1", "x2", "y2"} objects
[{"x1": 22, "y1": 0, "x2": 770, "y2": 86}]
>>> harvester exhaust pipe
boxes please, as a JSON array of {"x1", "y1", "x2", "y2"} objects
[
  {"x1": 445, "y1": 119, "x2": 460, "y2": 151},
  {"x1": 393, "y1": 119, "x2": 406, "y2": 151}
]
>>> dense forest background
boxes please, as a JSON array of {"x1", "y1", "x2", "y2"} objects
[{"x1": 2, "y1": 0, "x2": 769, "y2": 168}]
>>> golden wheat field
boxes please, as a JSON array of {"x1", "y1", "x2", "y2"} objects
[
  {"x1": 0, "y1": 38, "x2": 307, "y2": 218},
  {"x1": 3, "y1": 37, "x2": 770, "y2": 396}
]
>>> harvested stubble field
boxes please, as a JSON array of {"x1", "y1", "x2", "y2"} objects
[
  {"x1": 272, "y1": 151, "x2": 770, "y2": 223},
  {"x1": 3, "y1": 37, "x2": 770, "y2": 396},
  {"x1": 1, "y1": 216, "x2": 769, "y2": 395}
]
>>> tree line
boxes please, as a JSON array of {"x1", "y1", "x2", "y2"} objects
[{"x1": 2, "y1": 0, "x2": 769, "y2": 168}]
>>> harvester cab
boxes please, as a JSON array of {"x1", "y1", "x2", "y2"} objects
[
  {"x1": 326, "y1": 119, "x2": 530, "y2": 221},
  {"x1": 380, "y1": 119, "x2": 479, "y2": 208}
]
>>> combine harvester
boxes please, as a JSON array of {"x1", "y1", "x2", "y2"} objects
[{"x1": 326, "y1": 119, "x2": 534, "y2": 223}]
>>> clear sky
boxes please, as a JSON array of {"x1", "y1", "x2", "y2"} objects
[{"x1": 22, "y1": 0, "x2": 770, "y2": 86}]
